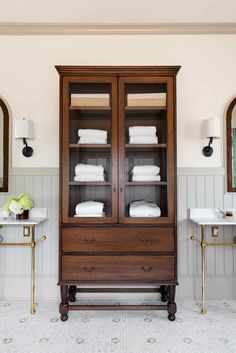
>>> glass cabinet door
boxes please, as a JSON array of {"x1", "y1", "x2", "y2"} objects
[
  {"x1": 118, "y1": 77, "x2": 175, "y2": 224},
  {"x1": 61, "y1": 76, "x2": 118, "y2": 224}
]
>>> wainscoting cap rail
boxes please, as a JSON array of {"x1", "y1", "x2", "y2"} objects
[{"x1": 0, "y1": 22, "x2": 236, "y2": 35}]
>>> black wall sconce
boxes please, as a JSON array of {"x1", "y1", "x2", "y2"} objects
[
  {"x1": 15, "y1": 118, "x2": 34, "y2": 157},
  {"x1": 202, "y1": 118, "x2": 221, "y2": 157}
]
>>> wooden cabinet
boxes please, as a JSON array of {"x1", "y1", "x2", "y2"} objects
[{"x1": 56, "y1": 66, "x2": 180, "y2": 321}]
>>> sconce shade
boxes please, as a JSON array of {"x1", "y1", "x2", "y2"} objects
[
  {"x1": 202, "y1": 118, "x2": 221, "y2": 139},
  {"x1": 15, "y1": 119, "x2": 33, "y2": 139}
]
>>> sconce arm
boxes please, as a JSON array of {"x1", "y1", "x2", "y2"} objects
[
  {"x1": 23, "y1": 137, "x2": 28, "y2": 147},
  {"x1": 208, "y1": 137, "x2": 213, "y2": 147}
]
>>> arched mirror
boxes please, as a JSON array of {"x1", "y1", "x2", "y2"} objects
[
  {"x1": 227, "y1": 97, "x2": 236, "y2": 192},
  {"x1": 0, "y1": 98, "x2": 9, "y2": 192}
]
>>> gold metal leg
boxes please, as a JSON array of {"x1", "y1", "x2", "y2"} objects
[
  {"x1": 31, "y1": 225, "x2": 36, "y2": 315},
  {"x1": 0, "y1": 225, "x2": 46, "y2": 315},
  {"x1": 201, "y1": 224, "x2": 206, "y2": 314}
]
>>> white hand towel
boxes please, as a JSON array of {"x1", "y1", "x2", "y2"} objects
[
  {"x1": 75, "y1": 201, "x2": 104, "y2": 215},
  {"x1": 129, "y1": 126, "x2": 156, "y2": 137},
  {"x1": 129, "y1": 136, "x2": 158, "y2": 144},
  {"x1": 78, "y1": 137, "x2": 107, "y2": 144},
  {"x1": 132, "y1": 175, "x2": 161, "y2": 182},
  {"x1": 131, "y1": 165, "x2": 160, "y2": 176},
  {"x1": 78, "y1": 129, "x2": 107, "y2": 139},
  {"x1": 75, "y1": 163, "x2": 104, "y2": 176},
  {"x1": 74, "y1": 174, "x2": 105, "y2": 182},
  {"x1": 129, "y1": 200, "x2": 161, "y2": 217}
]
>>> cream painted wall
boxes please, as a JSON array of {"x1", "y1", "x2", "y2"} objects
[
  {"x1": 0, "y1": 35, "x2": 235, "y2": 168},
  {"x1": 1, "y1": 0, "x2": 236, "y2": 22}
]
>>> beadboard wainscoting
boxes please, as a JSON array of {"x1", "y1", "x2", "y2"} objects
[
  {"x1": 0, "y1": 168, "x2": 59, "y2": 299},
  {"x1": 0, "y1": 167, "x2": 236, "y2": 300}
]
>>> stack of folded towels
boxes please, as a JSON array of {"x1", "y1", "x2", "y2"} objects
[
  {"x1": 75, "y1": 201, "x2": 105, "y2": 217},
  {"x1": 129, "y1": 200, "x2": 161, "y2": 217},
  {"x1": 74, "y1": 163, "x2": 105, "y2": 182},
  {"x1": 78, "y1": 129, "x2": 107, "y2": 144},
  {"x1": 131, "y1": 165, "x2": 161, "y2": 182},
  {"x1": 71, "y1": 93, "x2": 110, "y2": 107},
  {"x1": 127, "y1": 92, "x2": 166, "y2": 107},
  {"x1": 128, "y1": 126, "x2": 158, "y2": 144}
]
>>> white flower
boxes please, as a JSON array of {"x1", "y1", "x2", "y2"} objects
[{"x1": 8, "y1": 200, "x2": 23, "y2": 215}]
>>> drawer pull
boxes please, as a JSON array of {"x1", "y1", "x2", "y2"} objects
[
  {"x1": 141, "y1": 265, "x2": 153, "y2": 272},
  {"x1": 83, "y1": 266, "x2": 95, "y2": 272},
  {"x1": 140, "y1": 238, "x2": 153, "y2": 244},
  {"x1": 83, "y1": 238, "x2": 96, "y2": 244}
]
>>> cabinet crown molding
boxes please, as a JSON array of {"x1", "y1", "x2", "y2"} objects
[{"x1": 55, "y1": 66, "x2": 181, "y2": 76}]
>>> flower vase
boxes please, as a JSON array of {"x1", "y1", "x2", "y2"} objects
[{"x1": 16, "y1": 210, "x2": 29, "y2": 220}]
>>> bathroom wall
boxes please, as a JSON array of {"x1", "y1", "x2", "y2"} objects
[{"x1": 0, "y1": 34, "x2": 236, "y2": 299}]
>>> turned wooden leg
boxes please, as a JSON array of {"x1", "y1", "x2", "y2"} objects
[
  {"x1": 160, "y1": 285, "x2": 168, "y2": 302},
  {"x1": 69, "y1": 285, "x2": 77, "y2": 302},
  {"x1": 167, "y1": 285, "x2": 177, "y2": 321},
  {"x1": 59, "y1": 285, "x2": 69, "y2": 321}
]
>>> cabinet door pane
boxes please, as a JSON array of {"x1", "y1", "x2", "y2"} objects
[
  {"x1": 119, "y1": 77, "x2": 175, "y2": 224},
  {"x1": 62, "y1": 77, "x2": 118, "y2": 224}
]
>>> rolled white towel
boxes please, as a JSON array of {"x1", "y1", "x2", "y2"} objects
[
  {"x1": 129, "y1": 136, "x2": 158, "y2": 144},
  {"x1": 129, "y1": 200, "x2": 161, "y2": 217},
  {"x1": 78, "y1": 129, "x2": 107, "y2": 139},
  {"x1": 129, "y1": 126, "x2": 156, "y2": 137},
  {"x1": 78, "y1": 137, "x2": 107, "y2": 144},
  {"x1": 131, "y1": 165, "x2": 160, "y2": 176},
  {"x1": 75, "y1": 163, "x2": 104, "y2": 176},
  {"x1": 75, "y1": 201, "x2": 104, "y2": 216},
  {"x1": 74, "y1": 174, "x2": 105, "y2": 182},
  {"x1": 132, "y1": 175, "x2": 161, "y2": 182}
]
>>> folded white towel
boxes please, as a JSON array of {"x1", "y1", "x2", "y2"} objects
[
  {"x1": 131, "y1": 165, "x2": 160, "y2": 176},
  {"x1": 78, "y1": 129, "x2": 107, "y2": 139},
  {"x1": 129, "y1": 136, "x2": 158, "y2": 144},
  {"x1": 132, "y1": 175, "x2": 161, "y2": 182},
  {"x1": 75, "y1": 163, "x2": 104, "y2": 176},
  {"x1": 129, "y1": 126, "x2": 156, "y2": 137},
  {"x1": 78, "y1": 137, "x2": 107, "y2": 144},
  {"x1": 74, "y1": 174, "x2": 105, "y2": 182},
  {"x1": 127, "y1": 93, "x2": 166, "y2": 100},
  {"x1": 74, "y1": 213, "x2": 105, "y2": 217},
  {"x1": 129, "y1": 201, "x2": 161, "y2": 217},
  {"x1": 75, "y1": 201, "x2": 104, "y2": 215},
  {"x1": 71, "y1": 93, "x2": 109, "y2": 99}
]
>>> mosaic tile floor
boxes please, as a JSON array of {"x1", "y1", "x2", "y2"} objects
[{"x1": 1, "y1": 299, "x2": 236, "y2": 353}]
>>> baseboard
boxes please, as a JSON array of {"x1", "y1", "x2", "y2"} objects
[{"x1": 1, "y1": 275, "x2": 236, "y2": 300}]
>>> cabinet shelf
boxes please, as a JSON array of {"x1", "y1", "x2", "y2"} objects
[
  {"x1": 69, "y1": 181, "x2": 111, "y2": 186},
  {"x1": 69, "y1": 144, "x2": 111, "y2": 149},
  {"x1": 70, "y1": 106, "x2": 111, "y2": 111},
  {"x1": 125, "y1": 106, "x2": 166, "y2": 111},
  {"x1": 126, "y1": 181, "x2": 167, "y2": 186},
  {"x1": 125, "y1": 144, "x2": 167, "y2": 148}
]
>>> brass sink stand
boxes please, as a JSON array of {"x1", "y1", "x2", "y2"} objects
[
  {"x1": 191, "y1": 224, "x2": 236, "y2": 314},
  {"x1": 0, "y1": 224, "x2": 46, "y2": 314}
]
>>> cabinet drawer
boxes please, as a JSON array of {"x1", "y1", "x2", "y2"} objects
[
  {"x1": 62, "y1": 227, "x2": 174, "y2": 253},
  {"x1": 62, "y1": 255, "x2": 175, "y2": 281}
]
